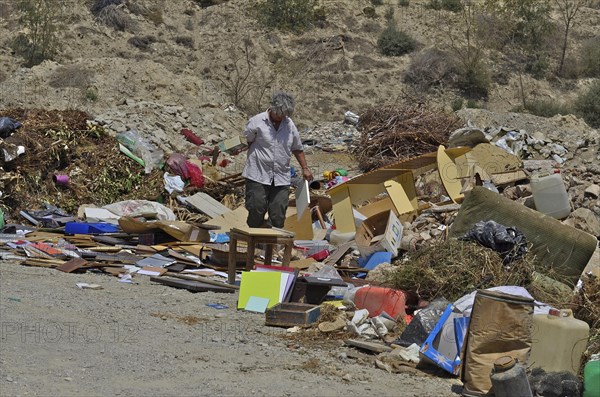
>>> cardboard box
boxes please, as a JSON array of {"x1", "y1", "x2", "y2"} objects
[{"x1": 355, "y1": 210, "x2": 403, "y2": 257}]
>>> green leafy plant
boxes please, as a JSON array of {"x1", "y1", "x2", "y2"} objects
[
  {"x1": 574, "y1": 80, "x2": 600, "y2": 128},
  {"x1": 377, "y1": 25, "x2": 417, "y2": 56},
  {"x1": 258, "y1": 0, "x2": 326, "y2": 33},
  {"x1": 398, "y1": 0, "x2": 410, "y2": 7}
]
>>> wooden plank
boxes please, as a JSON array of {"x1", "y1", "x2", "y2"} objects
[
  {"x1": 150, "y1": 276, "x2": 235, "y2": 293},
  {"x1": 344, "y1": 339, "x2": 392, "y2": 353},
  {"x1": 184, "y1": 192, "x2": 232, "y2": 218}
]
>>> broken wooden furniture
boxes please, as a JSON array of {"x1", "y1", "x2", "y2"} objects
[{"x1": 227, "y1": 227, "x2": 295, "y2": 284}]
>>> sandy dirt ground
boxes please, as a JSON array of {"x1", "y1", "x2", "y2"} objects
[{"x1": 0, "y1": 259, "x2": 460, "y2": 397}]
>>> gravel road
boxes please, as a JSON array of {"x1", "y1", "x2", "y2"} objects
[{"x1": 0, "y1": 260, "x2": 458, "y2": 397}]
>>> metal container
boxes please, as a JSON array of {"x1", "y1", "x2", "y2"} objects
[{"x1": 490, "y1": 356, "x2": 533, "y2": 397}]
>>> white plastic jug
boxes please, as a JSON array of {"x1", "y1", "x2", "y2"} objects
[{"x1": 530, "y1": 172, "x2": 571, "y2": 219}]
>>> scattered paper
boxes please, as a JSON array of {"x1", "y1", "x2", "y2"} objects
[
  {"x1": 244, "y1": 296, "x2": 270, "y2": 313},
  {"x1": 137, "y1": 266, "x2": 167, "y2": 276},
  {"x1": 118, "y1": 274, "x2": 135, "y2": 284}
]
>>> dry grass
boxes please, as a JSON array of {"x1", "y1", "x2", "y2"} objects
[
  {"x1": 49, "y1": 65, "x2": 94, "y2": 88},
  {"x1": 383, "y1": 239, "x2": 536, "y2": 302},
  {"x1": 96, "y1": 4, "x2": 136, "y2": 32}
]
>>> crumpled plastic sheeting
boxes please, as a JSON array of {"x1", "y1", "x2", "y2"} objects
[
  {"x1": 453, "y1": 286, "x2": 553, "y2": 316},
  {"x1": 460, "y1": 220, "x2": 528, "y2": 264},
  {"x1": 0, "y1": 117, "x2": 22, "y2": 138},
  {"x1": 102, "y1": 199, "x2": 176, "y2": 221},
  {"x1": 163, "y1": 172, "x2": 185, "y2": 194}
]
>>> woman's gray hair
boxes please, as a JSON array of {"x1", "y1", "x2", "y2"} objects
[{"x1": 270, "y1": 92, "x2": 295, "y2": 117}]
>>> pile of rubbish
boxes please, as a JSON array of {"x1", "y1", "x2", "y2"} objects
[{"x1": 1, "y1": 105, "x2": 599, "y2": 397}]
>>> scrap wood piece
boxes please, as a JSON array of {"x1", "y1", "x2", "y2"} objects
[
  {"x1": 323, "y1": 241, "x2": 354, "y2": 266},
  {"x1": 165, "y1": 271, "x2": 239, "y2": 290},
  {"x1": 344, "y1": 339, "x2": 392, "y2": 353},
  {"x1": 184, "y1": 192, "x2": 232, "y2": 218},
  {"x1": 22, "y1": 245, "x2": 55, "y2": 259},
  {"x1": 22, "y1": 258, "x2": 65, "y2": 268},
  {"x1": 150, "y1": 276, "x2": 235, "y2": 293},
  {"x1": 86, "y1": 246, "x2": 123, "y2": 253},
  {"x1": 56, "y1": 257, "x2": 88, "y2": 273},
  {"x1": 167, "y1": 249, "x2": 201, "y2": 265}
]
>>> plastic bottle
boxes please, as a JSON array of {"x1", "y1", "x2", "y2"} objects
[
  {"x1": 583, "y1": 354, "x2": 600, "y2": 397},
  {"x1": 529, "y1": 308, "x2": 590, "y2": 375},
  {"x1": 490, "y1": 356, "x2": 533, "y2": 397},
  {"x1": 530, "y1": 171, "x2": 571, "y2": 219}
]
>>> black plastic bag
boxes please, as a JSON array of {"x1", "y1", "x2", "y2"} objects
[
  {"x1": 0, "y1": 117, "x2": 22, "y2": 138},
  {"x1": 460, "y1": 220, "x2": 528, "y2": 264}
]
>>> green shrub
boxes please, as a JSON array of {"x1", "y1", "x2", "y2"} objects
[
  {"x1": 524, "y1": 99, "x2": 571, "y2": 118},
  {"x1": 85, "y1": 87, "x2": 99, "y2": 102},
  {"x1": 363, "y1": 6, "x2": 377, "y2": 18},
  {"x1": 457, "y1": 63, "x2": 491, "y2": 98},
  {"x1": 175, "y1": 36, "x2": 194, "y2": 49},
  {"x1": 128, "y1": 35, "x2": 156, "y2": 51},
  {"x1": 13, "y1": 0, "x2": 64, "y2": 67},
  {"x1": 371, "y1": 0, "x2": 384, "y2": 5},
  {"x1": 398, "y1": 0, "x2": 410, "y2": 7},
  {"x1": 384, "y1": 6, "x2": 394, "y2": 21},
  {"x1": 525, "y1": 52, "x2": 550, "y2": 79},
  {"x1": 574, "y1": 80, "x2": 600, "y2": 128},
  {"x1": 377, "y1": 25, "x2": 417, "y2": 56},
  {"x1": 580, "y1": 38, "x2": 600, "y2": 77},
  {"x1": 258, "y1": 0, "x2": 325, "y2": 33},
  {"x1": 427, "y1": 0, "x2": 463, "y2": 12},
  {"x1": 451, "y1": 98, "x2": 464, "y2": 111},
  {"x1": 466, "y1": 99, "x2": 481, "y2": 108}
]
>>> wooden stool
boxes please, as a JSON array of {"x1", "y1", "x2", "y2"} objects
[{"x1": 227, "y1": 227, "x2": 295, "y2": 284}]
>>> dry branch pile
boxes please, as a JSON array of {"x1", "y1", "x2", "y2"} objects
[
  {"x1": 0, "y1": 108, "x2": 241, "y2": 224},
  {"x1": 355, "y1": 105, "x2": 462, "y2": 171}
]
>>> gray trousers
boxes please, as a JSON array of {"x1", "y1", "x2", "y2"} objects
[{"x1": 245, "y1": 179, "x2": 290, "y2": 228}]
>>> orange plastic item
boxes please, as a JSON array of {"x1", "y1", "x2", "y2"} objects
[{"x1": 354, "y1": 286, "x2": 416, "y2": 319}]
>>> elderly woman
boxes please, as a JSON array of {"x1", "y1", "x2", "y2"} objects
[{"x1": 242, "y1": 92, "x2": 313, "y2": 228}]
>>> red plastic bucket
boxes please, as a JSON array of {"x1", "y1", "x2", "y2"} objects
[{"x1": 354, "y1": 286, "x2": 416, "y2": 319}]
